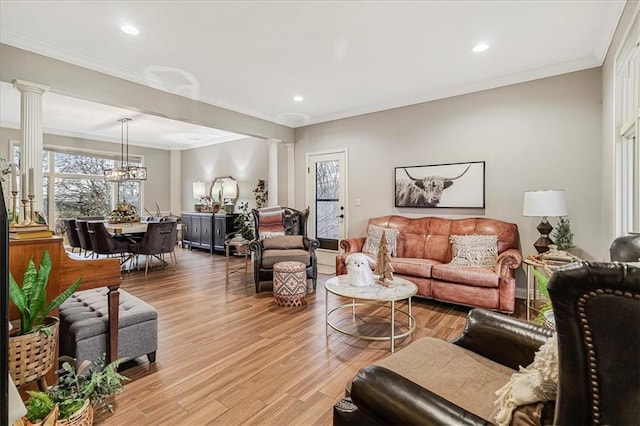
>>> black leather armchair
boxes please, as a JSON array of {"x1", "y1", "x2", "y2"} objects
[
  {"x1": 248, "y1": 207, "x2": 319, "y2": 293},
  {"x1": 548, "y1": 261, "x2": 640, "y2": 425},
  {"x1": 333, "y1": 261, "x2": 640, "y2": 426}
]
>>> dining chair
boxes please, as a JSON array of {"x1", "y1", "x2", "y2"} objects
[
  {"x1": 86, "y1": 221, "x2": 132, "y2": 267},
  {"x1": 62, "y1": 218, "x2": 81, "y2": 253},
  {"x1": 128, "y1": 221, "x2": 178, "y2": 276},
  {"x1": 75, "y1": 220, "x2": 94, "y2": 258}
]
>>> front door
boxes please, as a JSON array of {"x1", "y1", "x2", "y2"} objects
[{"x1": 307, "y1": 150, "x2": 347, "y2": 268}]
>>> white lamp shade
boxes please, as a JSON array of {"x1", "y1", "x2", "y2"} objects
[
  {"x1": 192, "y1": 181, "x2": 206, "y2": 199},
  {"x1": 223, "y1": 181, "x2": 237, "y2": 199},
  {"x1": 522, "y1": 190, "x2": 568, "y2": 217}
]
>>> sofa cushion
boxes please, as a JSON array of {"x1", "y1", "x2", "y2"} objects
[
  {"x1": 374, "y1": 337, "x2": 515, "y2": 422},
  {"x1": 389, "y1": 257, "x2": 441, "y2": 279},
  {"x1": 262, "y1": 249, "x2": 310, "y2": 268},
  {"x1": 450, "y1": 234, "x2": 498, "y2": 269},
  {"x1": 432, "y1": 264, "x2": 500, "y2": 287},
  {"x1": 362, "y1": 224, "x2": 400, "y2": 256},
  {"x1": 262, "y1": 235, "x2": 304, "y2": 250}
]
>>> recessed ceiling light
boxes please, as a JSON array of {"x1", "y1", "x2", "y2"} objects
[
  {"x1": 120, "y1": 24, "x2": 140, "y2": 36},
  {"x1": 472, "y1": 43, "x2": 489, "y2": 53},
  {"x1": 293, "y1": 95, "x2": 304, "y2": 102}
]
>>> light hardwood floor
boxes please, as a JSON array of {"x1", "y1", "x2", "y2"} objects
[{"x1": 94, "y1": 247, "x2": 473, "y2": 425}]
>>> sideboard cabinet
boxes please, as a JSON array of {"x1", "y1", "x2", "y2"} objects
[{"x1": 182, "y1": 212, "x2": 238, "y2": 254}]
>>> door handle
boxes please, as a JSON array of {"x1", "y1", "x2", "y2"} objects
[{"x1": 336, "y1": 214, "x2": 344, "y2": 219}]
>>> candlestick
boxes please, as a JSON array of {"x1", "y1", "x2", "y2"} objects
[
  {"x1": 10, "y1": 190, "x2": 18, "y2": 225},
  {"x1": 20, "y1": 199, "x2": 30, "y2": 226},
  {"x1": 21, "y1": 173, "x2": 26, "y2": 200},
  {"x1": 28, "y1": 168, "x2": 34, "y2": 196},
  {"x1": 11, "y1": 164, "x2": 17, "y2": 192},
  {"x1": 28, "y1": 195, "x2": 35, "y2": 224}
]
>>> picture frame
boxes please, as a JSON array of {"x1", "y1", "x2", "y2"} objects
[{"x1": 394, "y1": 161, "x2": 485, "y2": 208}]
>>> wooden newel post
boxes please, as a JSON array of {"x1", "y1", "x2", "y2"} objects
[{"x1": 107, "y1": 285, "x2": 120, "y2": 363}]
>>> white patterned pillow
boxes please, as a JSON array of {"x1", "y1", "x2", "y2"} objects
[
  {"x1": 449, "y1": 234, "x2": 498, "y2": 269},
  {"x1": 362, "y1": 225, "x2": 400, "y2": 257}
]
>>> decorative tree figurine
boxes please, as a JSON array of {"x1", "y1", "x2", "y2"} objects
[
  {"x1": 553, "y1": 217, "x2": 574, "y2": 251},
  {"x1": 373, "y1": 231, "x2": 394, "y2": 284}
]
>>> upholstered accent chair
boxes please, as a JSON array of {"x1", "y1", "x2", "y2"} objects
[
  {"x1": 248, "y1": 207, "x2": 319, "y2": 293},
  {"x1": 128, "y1": 221, "x2": 178, "y2": 276}
]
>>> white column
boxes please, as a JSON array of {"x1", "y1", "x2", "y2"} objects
[
  {"x1": 13, "y1": 79, "x2": 49, "y2": 213},
  {"x1": 287, "y1": 143, "x2": 295, "y2": 207},
  {"x1": 169, "y1": 149, "x2": 181, "y2": 215},
  {"x1": 268, "y1": 138, "x2": 281, "y2": 207}
]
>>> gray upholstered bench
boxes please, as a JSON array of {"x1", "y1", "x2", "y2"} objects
[{"x1": 59, "y1": 287, "x2": 158, "y2": 364}]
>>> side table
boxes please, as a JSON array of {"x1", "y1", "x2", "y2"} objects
[
  {"x1": 523, "y1": 254, "x2": 579, "y2": 320},
  {"x1": 225, "y1": 239, "x2": 249, "y2": 287}
]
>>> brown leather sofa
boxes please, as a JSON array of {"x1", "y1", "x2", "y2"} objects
[
  {"x1": 333, "y1": 261, "x2": 640, "y2": 426},
  {"x1": 336, "y1": 216, "x2": 522, "y2": 313}
]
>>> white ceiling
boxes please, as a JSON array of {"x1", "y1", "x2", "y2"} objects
[{"x1": 0, "y1": 0, "x2": 626, "y2": 150}]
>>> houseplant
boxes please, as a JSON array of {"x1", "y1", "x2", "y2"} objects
[
  {"x1": 9, "y1": 250, "x2": 82, "y2": 387},
  {"x1": 19, "y1": 355, "x2": 128, "y2": 425},
  {"x1": 531, "y1": 268, "x2": 554, "y2": 328},
  {"x1": 253, "y1": 180, "x2": 268, "y2": 209},
  {"x1": 232, "y1": 201, "x2": 255, "y2": 242}
]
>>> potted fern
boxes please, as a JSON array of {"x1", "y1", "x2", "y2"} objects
[{"x1": 9, "y1": 250, "x2": 82, "y2": 388}]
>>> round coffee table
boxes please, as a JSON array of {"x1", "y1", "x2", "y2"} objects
[{"x1": 324, "y1": 275, "x2": 417, "y2": 352}]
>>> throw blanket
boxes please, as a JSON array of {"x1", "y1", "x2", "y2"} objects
[{"x1": 257, "y1": 206, "x2": 285, "y2": 239}]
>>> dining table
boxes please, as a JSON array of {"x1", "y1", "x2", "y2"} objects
[{"x1": 104, "y1": 221, "x2": 150, "y2": 235}]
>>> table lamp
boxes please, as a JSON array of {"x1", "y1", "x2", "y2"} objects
[
  {"x1": 192, "y1": 181, "x2": 206, "y2": 200},
  {"x1": 522, "y1": 190, "x2": 568, "y2": 254}
]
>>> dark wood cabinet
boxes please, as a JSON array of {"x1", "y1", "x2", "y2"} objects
[
  {"x1": 214, "y1": 213, "x2": 238, "y2": 252},
  {"x1": 182, "y1": 212, "x2": 238, "y2": 254}
]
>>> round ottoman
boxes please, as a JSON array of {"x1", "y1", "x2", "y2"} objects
[{"x1": 273, "y1": 261, "x2": 307, "y2": 307}]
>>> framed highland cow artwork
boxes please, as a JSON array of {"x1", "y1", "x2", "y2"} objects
[{"x1": 394, "y1": 161, "x2": 485, "y2": 208}]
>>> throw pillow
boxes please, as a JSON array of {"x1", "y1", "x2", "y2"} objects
[
  {"x1": 493, "y1": 334, "x2": 559, "y2": 426},
  {"x1": 262, "y1": 235, "x2": 305, "y2": 250},
  {"x1": 257, "y1": 206, "x2": 285, "y2": 239},
  {"x1": 362, "y1": 225, "x2": 400, "y2": 257},
  {"x1": 449, "y1": 234, "x2": 498, "y2": 269}
]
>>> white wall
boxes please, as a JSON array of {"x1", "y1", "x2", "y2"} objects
[
  {"x1": 0, "y1": 126, "x2": 172, "y2": 213},
  {"x1": 295, "y1": 68, "x2": 603, "y2": 291},
  {"x1": 180, "y1": 137, "x2": 270, "y2": 212}
]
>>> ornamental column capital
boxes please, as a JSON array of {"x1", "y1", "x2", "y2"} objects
[{"x1": 13, "y1": 79, "x2": 50, "y2": 95}]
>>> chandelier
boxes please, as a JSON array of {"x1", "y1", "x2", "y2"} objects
[{"x1": 104, "y1": 118, "x2": 147, "y2": 181}]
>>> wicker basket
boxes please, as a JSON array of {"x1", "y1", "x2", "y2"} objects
[
  {"x1": 8, "y1": 317, "x2": 59, "y2": 387},
  {"x1": 58, "y1": 399, "x2": 94, "y2": 426}
]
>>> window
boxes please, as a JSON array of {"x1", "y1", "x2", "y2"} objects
[
  {"x1": 315, "y1": 159, "x2": 340, "y2": 250},
  {"x1": 614, "y1": 13, "x2": 640, "y2": 235},
  {"x1": 12, "y1": 144, "x2": 144, "y2": 230}
]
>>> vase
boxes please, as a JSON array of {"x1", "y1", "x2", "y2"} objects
[{"x1": 610, "y1": 232, "x2": 640, "y2": 262}]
